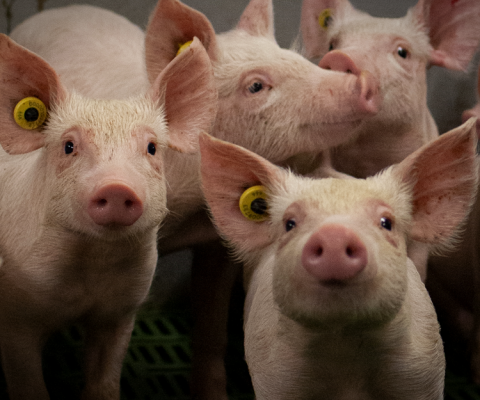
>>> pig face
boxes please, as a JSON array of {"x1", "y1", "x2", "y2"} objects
[
  {"x1": 145, "y1": 0, "x2": 380, "y2": 164},
  {"x1": 268, "y1": 176, "x2": 411, "y2": 329},
  {"x1": 43, "y1": 94, "x2": 169, "y2": 239},
  {"x1": 199, "y1": 117, "x2": 478, "y2": 328},
  {"x1": 0, "y1": 34, "x2": 217, "y2": 241}
]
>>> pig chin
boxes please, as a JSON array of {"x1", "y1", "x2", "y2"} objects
[{"x1": 272, "y1": 262, "x2": 406, "y2": 330}]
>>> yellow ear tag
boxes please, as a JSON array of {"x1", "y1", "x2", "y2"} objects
[
  {"x1": 176, "y1": 40, "x2": 193, "y2": 56},
  {"x1": 318, "y1": 9, "x2": 333, "y2": 31},
  {"x1": 14, "y1": 97, "x2": 47, "y2": 130},
  {"x1": 239, "y1": 185, "x2": 268, "y2": 222}
]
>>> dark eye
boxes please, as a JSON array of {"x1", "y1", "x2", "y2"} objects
[
  {"x1": 397, "y1": 46, "x2": 408, "y2": 59},
  {"x1": 248, "y1": 82, "x2": 264, "y2": 94},
  {"x1": 285, "y1": 219, "x2": 296, "y2": 232},
  {"x1": 328, "y1": 42, "x2": 334, "y2": 51},
  {"x1": 147, "y1": 142, "x2": 156, "y2": 155},
  {"x1": 380, "y1": 217, "x2": 393, "y2": 231},
  {"x1": 64, "y1": 141, "x2": 74, "y2": 155}
]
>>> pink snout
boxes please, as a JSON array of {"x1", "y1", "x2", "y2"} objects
[
  {"x1": 301, "y1": 224, "x2": 368, "y2": 283},
  {"x1": 319, "y1": 50, "x2": 380, "y2": 114},
  {"x1": 88, "y1": 183, "x2": 144, "y2": 227}
]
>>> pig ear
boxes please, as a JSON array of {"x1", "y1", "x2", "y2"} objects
[
  {"x1": 236, "y1": 0, "x2": 275, "y2": 41},
  {"x1": 301, "y1": 0, "x2": 354, "y2": 59},
  {"x1": 145, "y1": 0, "x2": 219, "y2": 85},
  {"x1": 0, "y1": 34, "x2": 66, "y2": 154},
  {"x1": 147, "y1": 37, "x2": 217, "y2": 154},
  {"x1": 412, "y1": 0, "x2": 480, "y2": 71},
  {"x1": 393, "y1": 118, "x2": 478, "y2": 251},
  {"x1": 200, "y1": 133, "x2": 284, "y2": 253}
]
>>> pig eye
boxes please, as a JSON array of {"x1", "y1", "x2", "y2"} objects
[
  {"x1": 147, "y1": 142, "x2": 156, "y2": 156},
  {"x1": 64, "y1": 141, "x2": 74, "y2": 155},
  {"x1": 328, "y1": 42, "x2": 334, "y2": 51},
  {"x1": 396, "y1": 46, "x2": 409, "y2": 59},
  {"x1": 248, "y1": 82, "x2": 264, "y2": 94},
  {"x1": 380, "y1": 217, "x2": 393, "y2": 231},
  {"x1": 285, "y1": 219, "x2": 296, "y2": 232}
]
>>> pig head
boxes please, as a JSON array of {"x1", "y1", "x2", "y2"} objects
[
  {"x1": 199, "y1": 118, "x2": 479, "y2": 399},
  {"x1": 301, "y1": 0, "x2": 480, "y2": 179}
]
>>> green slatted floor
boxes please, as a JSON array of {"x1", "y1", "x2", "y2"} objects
[{"x1": 0, "y1": 299, "x2": 478, "y2": 399}]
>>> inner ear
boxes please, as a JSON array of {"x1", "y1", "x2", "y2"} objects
[{"x1": 0, "y1": 34, "x2": 66, "y2": 154}]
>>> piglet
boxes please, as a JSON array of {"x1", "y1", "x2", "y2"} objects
[
  {"x1": 301, "y1": 0, "x2": 480, "y2": 179},
  {"x1": 200, "y1": 118, "x2": 479, "y2": 400},
  {"x1": 0, "y1": 34, "x2": 216, "y2": 400}
]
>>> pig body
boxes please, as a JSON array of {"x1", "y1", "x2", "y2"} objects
[
  {"x1": 0, "y1": 34, "x2": 216, "y2": 400},
  {"x1": 200, "y1": 119, "x2": 479, "y2": 400}
]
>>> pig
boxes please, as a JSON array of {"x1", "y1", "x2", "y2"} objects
[
  {"x1": 11, "y1": 1, "x2": 381, "y2": 397},
  {"x1": 0, "y1": 34, "x2": 216, "y2": 400},
  {"x1": 199, "y1": 118, "x2": 479, "y2": 400},
  {"x1": 301, "y1": 0, "x2": 480, "y2": 179},
  {"x1": 426, "y1": 63, "x2": 480, "y2": 383}
]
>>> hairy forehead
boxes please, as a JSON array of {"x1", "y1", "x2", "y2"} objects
[
  {"x1": 330, "y1": 10, "x2": 432, "y2": 57},
  {"x1": 269, "y1": 171, "x2": 412, "y2": 219},
  {"x1": 46, "y1": 92, "x2": 168, "y2": 144}
]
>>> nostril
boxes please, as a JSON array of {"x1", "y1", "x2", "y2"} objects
[
  {"x1": 125, "y1": 199, "x2": 134, "y2": 208},
  {"x1": 346, "y1": 246, "x2": 354, "y2": 257},
  {"x1": 98, "y1": 199, "x2": 107, "y2": 207},
  {"x1": 316, "y1": 247, "x2": 323, "y2": 257}
]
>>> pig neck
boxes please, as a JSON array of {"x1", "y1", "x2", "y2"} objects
[
  {"x1": 331, "y1": 111, "x2": 438, "y2": 178},
  {"x1": 244, "y1": 258, "x2": 444, "y2": 400}
]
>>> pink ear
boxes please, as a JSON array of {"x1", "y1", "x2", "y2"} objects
[
  {"x1": 413, "y1": 0, "x2": 480, "y2": 71},
  {"x1": 0, "y1": 34, "x2": 66, "y2": 154},
  {"x1": 145, "y1": 0, "x2": 219, "y2": 85},
  {"x1": 236, "y1": 0, "x2": 275, "y2": 41},
  {"x1": 148, "y1": 37, "x2": 217, "y2": 154},
  {"x1": 200, "y1": 133, "x2": 283, "y2": 253},
  {"x1": 394, "y1": 118, "x2": 478, "y2": 251},
  {"x1": 301, "y1": 0, "x2": 354, "y2": 59}
]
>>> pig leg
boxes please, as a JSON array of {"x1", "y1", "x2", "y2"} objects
[
  {"x1": 190, "y1": 241, "x2": 241, "y2": 400},
  {"x1": 1, "y1": 329, "x2": 49, "y2": 400},
  {"x1": 81, "y1": 315, "x2": 136, "y2": 400}
]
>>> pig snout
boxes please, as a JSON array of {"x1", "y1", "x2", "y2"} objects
[
  {"x1": 88, "y1": 183, "x2": 144, "y2": 227},
  {"x1": 319, "y1": 50, "x2": 379, "y2": 115},
  {"x1": 301, "y1": 224, "x2": 368, "y2": 283},
  {"x1": 319, "y1": 50, "x2": 360, "y2": 75}
]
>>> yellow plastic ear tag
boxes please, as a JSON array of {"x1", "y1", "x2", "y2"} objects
[
  {"x1": 318, "y1": 9, "x2": 333, "y2": 30},
  {"x1": 239, "y1": 185, "x2": 268, "y2": 222},
  {"x1": 14, "y1": 97, "x2": 47, "y2": 130},
  {"x1": 176, "y1": 40, "x2": 193, "y2": 56}
]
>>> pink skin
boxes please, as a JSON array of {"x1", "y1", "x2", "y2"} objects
[
  {"x1": 88, "y1": 183, "x2": 144, "y2": 227},
  {"x1": 301, "y1": 0, "x2": 480, "y2": 179},
  {"x1": 0, "y1": 34, "x2": 217, "y2": 400},
  {"x1": 302, "y1": 224, "x2": 368, "y2": 283},
  {"x1": 198, "y1": 119, "x2": 478, "y2": 400}
]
